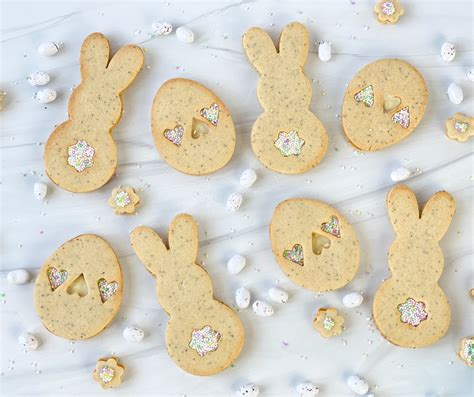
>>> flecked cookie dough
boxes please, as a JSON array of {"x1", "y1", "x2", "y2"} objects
[
  {"x1": 445, "y1": 113, "x2": 473, "y2": 142},
  {"x1": 44, "y1": 32, "x2": 144, "y2": 192},
  {"x1": 34, "y1": 234, "x2": 122, "y2": 339},
  {"x1": 373, "y1": 185, "x2": 455, "y2": 348},
  {"x1": 342, "y1": 59, "x2": 428, "y2": 151},
  {"x1": 151, "y1": 79, "x2": 235, "y2": 175},
  {"x1": 242, "y1": 22, "x2": 328, "y2": 174},
  {"x1": 130, "y1": 214, "x2": 244, "y2": 376},
  {"x1": 270, "y1": 198, "x2": 360, "y2": 292}
]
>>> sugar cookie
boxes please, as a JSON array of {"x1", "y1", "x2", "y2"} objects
[
  {"x1": 44, "y1": 32, "x2": 144, "y2": 192},
  {"x1": 313, "y1": 308, "x2": 344, "y2": 338},
  {"x1": 108, "y1": 186, "x2": 140, "y2": 214},
  {"x1": 445, "y1": 113, "x2": 473, "y2": 142},
  {"x1": 342, "y1": 59, "x2": 428, "y2": 151},
  {"x1": 93, "y1": 357, "x2": 125, "y2": 389},
  {"x1": 243, "y1": 22, "x2": 328, "y2": 174},
  {"x1": 130, "y1": 214, "x2": 244, "y2": 375},
  {"x1": 373, "y1": 185, "x2": 455, "y2": 348},
  {"x1": 151, "y1": 78, "x2": 235, "y2": 175},
  {"x1": 374, "y1": 0, "x2": 404, "y2": 24},
  {"x1": 270, "y1": 198, "x2": 360, "y2": 292},
  {"x1": 34, "y1": 234, "x2": 122, "y2": 339}
]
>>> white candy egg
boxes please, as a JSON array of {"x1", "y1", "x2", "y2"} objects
[
  {"x1": 152, "y1": 21, "x2": 173, "y2": 36},
  {"x1": 7, "y1": 269, "x2": 30, "y2": 285},
  {"x1": 235, "y1": 287, "x2": 251, "y2": 309},
  {"x1": 390, "y1": 166, "x2": 411, "y2": 182},
  {"x1": 318, "y1": 41, "x2": 331, "y2": 62},
  {"x1": 123, "y1": 325, "x2": 144, "y2": 342},
  {"x1": 38, "y1": 42, "x2": 60, "y2": 56},
  {"x1": 236, "y1": 384, "x2": 259, "y2": 397},
  {"x1": 34, "y1": 182, "x2": 48, "y2": 200},
  {"x1": 268, "y1": 287, "x2": 288, "y2": 303},
  {"x1": 33, "y1": 88, "x2": 57, "y2": 104},
  {"x1": 18, "y1": 332, "x2": 39, "y2": 350},
  {"x1": 226, "y1": 192, "x2": 243, "y2": 212},
  {"x1": 342, "y1": 292, "x2": 364, "y2": 308},
  {"x1": 296, "y1": 382, "x2": 320, "y2": 397},
  {"x1": 227, "y1": 254, "x2": 246, "y2": 275},
  {"x1": 240, "y1": 168, "x2": 257, "y2": 188},
  {"x1": 176, "y1": 26, "x2": 194, "y2": 43},
  {"x1": 440, "y1": 42, "x2": 456, "y2": 62},
  {"x1": 447, "y1": 82, "x2": 463, "y2": 104},
  {"x1": 27, "y1": 71, "x2": 51, "y2": 87},
  {"x1": 252, "y1": 300, "x2": 274, "y2": 317},
  {"x1": 347, "y1": 375, "x2": 369, "y2": 395}
]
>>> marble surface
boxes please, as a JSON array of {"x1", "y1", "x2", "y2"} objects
[{"x1": 1, "y1": 0, "x2": 473, "y2": 396}]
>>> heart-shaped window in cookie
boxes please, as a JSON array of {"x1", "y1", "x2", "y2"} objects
[
  {"x1": 98, "y1": 278, "x2": 119, "y2": 303},
  {"x1": 200, "y1": 103, "x2": 220, "y2": 126},
  {"x1": 47, "y1": 267, "x2": 68, "y2": 291}
]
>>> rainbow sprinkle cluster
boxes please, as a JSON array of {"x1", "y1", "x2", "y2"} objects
[
  {"x1": 283, "y1": 244, "x2": 304, "y2": 266},
  {"x1": 455, "y1": 121, "x2": 469, "y2": 134},
  {"x1": 323, "y1": 317, "x2": 335, "y2": 331},
  {"x1": 98, "y1": 278, "x2": 118, "y2": 303},
  {"x1": 99, "y1": 366, "x2": 115, "y2": 383},
  {"x1": 164, "y1": 125, "x2": 184, "y2": 146},
  {"x1": 461, "y1": 338, "x2": 474, "y2": 365},
  {"x1": 189, "y1": 325, "x2": 221, "y2": 357},
  {"x1": 381, "y1": 1, "x2": 396, "y2": 15},
  {"x1": 398, "y1": 298, "x2": 428, "y2": 327},
  {"x1": 392, "y1": 106, "x2": 410, "y2": 129},
  {"x1": 114, "y1": 191, "x2": 131, "y2": 208},
  {"x1": 47, "y1": 267, "x2": 68, "y2": 291},
  {"x1": 200, "y1": 103, "x2": 220, "y2": 126},
  {"x1": 274, "y1": 130, "x2": 305, "y2": 157},
  {"x1": 321, "y1": 216, "x2": 341, "y2": 238},
  {"x1": 67, "y1": 140, "x2": 95, "y2": 172},
  {"x1": 354, "y1": 85, "x2": 374, "y2": 107}
]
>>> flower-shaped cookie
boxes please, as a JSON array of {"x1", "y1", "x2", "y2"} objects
[
  {"x1": 108, "y1": 186, "x2": 140, "y2": 215},
  {"x1": 458, "y1": 337, "x2": 474, "y2": 367},
  {"x1": 93, "y1": 357, "x2": 124, "y2": 389},
  {"x1": 445, "y1": 113, "x2": 473, "y2": 142},
  {"x1": 374, "y1": 0, "x2": 404, "y2": 24},
  {"x1": 313, "y1": 308, "x2": 344, "y2": 338}
]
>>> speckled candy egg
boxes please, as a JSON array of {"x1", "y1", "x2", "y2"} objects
[
  {"x1": 342, "y1": 59, "x2": 428, "y2": 151},
  {"x1": 34, "y1": 235, "x2": 122, "y2": 339},
  {"x1": 270, "y1": 198, "x2": 360, "y2": 292},
  {"x1": 151, "y1": 78, "x2": 236, "y2": 175}
]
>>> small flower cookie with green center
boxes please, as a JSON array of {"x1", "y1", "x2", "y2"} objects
[
  {"x1": 374, "y1": 0, "x2": 404, "y2": 24},
  {"x1": 458, "y1": 337, "x2": 474, "y2": 367},
  {"x1": 445, "y1": 113, "x2": 473, "y2": 142},
  {"x1": 313, "y1": 308, "x2": 344, "y2": 338},
  {"x1": 93, "y1": 357, "x2": 125, "y2": 389},
  {"x1": 108, "y1": 186, "x2": 140, "y2": 215}
]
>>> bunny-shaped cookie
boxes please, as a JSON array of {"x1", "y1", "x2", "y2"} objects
[
  {"x1": 373, "y1": 185, "x2": 456, "y2": 348},
  {"x1": 130, "y1": 214, "x2": 244, "y2": 376},
  {"x1": 44, "y1": 33, "x2": 144, "y2": 192},
  {"x1": 242, "y1": 22, "x2": 328, "y2": 174}
]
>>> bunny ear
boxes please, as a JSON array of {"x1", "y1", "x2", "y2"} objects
[
  {"x1": 80, "y1": 32, "x2": 110, "y2": 80},
  {"x1": 279, "y1": 22, "x2": 309, "y2": 68},
  {"x1": 242, "y1": 27, "x2": 277, "y2": 73},
  {"x1": 420, "y1": 191, "x2": 456, "y2": 241},
  {"x1": 130, "y1": 226, "x2": 168, "y2": 277},
  {"x1": 168, "y1": 214, "x2": 199, "y2": 263},
  {"x1": 105, "y1": 45, "x2": 144, "y2": 93},
  {"x1": 386, "y1": 184, "x2": 420, "y2": 235}
]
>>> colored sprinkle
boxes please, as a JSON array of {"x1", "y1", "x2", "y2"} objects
[
  {"x1": 99, "y1": 366, "x2": 114, "y2": 383},
  {"x1": 354, "y1": 85, "x2": 374, "y2": 107},
  {"x1": 274, "y1": 130, "x2": 305, "y2": 157},
  {"x1": 321, "y1": 216, "x2": 341, "y2": 238},
  {"x1": 114, "y1": 191, "x2": 130, "y2": 208},
  {"x1": 398, "y1": 298, "x2": 428, "y2": 327},
  {"x1": 200, "y1": 103, "x2": 219, "y2": 126},
  {"x1": 381, "y1": 2, "x2": 396, "y2": 15},
  {"x1": 47, "y1": 267, "x2": 68, "y2": 290},
  {"x1": 283, "y1": 244, "x2": 304, "y2": 266},
  {"x1": 67, "y1": 140, "x2": 95, "y2": 172},
  {"x1": 189, "y1": 325, "x2": 221, "y2": 357},
  {"x1": 98, "y1": 279, "x2": 118, "y2": 303},
  {"x1": 323, "y1": 317, "x2": 335, "y2": 330},
  {"x1": 455, "y1": 121, "x2": 469, "y2": 134},
  {"x1": 392, "y1": 107, "x2": 410, "y2": 129},
  {"x1": 461, "y1": 338, "x2": 474, "y2": 365},
  {"x1": 164, "y1": 125, "x2": 184, "y2": 146}
]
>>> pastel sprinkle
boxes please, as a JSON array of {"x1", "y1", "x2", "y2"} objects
[{"x1": 189, "y1": 325, "x2": 221, "y2": 357}]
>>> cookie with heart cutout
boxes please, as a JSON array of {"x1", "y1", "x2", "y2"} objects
[
  {"x1": 342, "y1": 59, "x2": 428, "y2": 151},
  {"x1": 270, "y1": 198, "x2": 360, "y2": 292},
  {"x1": 34, "y1": 235, "x2": 122, "y2": 339},
  {"x1": 151, "y1": 78, "x2": 236, "y2": 175}
]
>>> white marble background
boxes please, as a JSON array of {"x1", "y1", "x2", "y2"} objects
[{"x1": 1, "y1": 0, "x2": 473, "y2": 396}]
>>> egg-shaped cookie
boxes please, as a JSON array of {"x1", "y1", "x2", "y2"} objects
[
  {"x1": 342, "y1": 59, "x2": 428, "y2": 151},
  {"x1": 34, "y1": 235, "x2": 122, "y2": 339},
  {"x1": 151, "y1": 78, "x2": 235, "y2": 175},
  {"x1": 270, "y1": 198, "x2": 360, "y2": 292}
]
